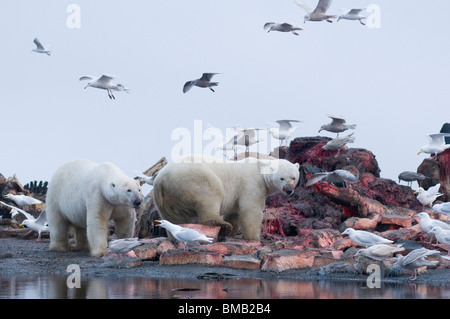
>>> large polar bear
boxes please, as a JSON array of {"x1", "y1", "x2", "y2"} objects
[
  {"x1": 153, "y1": 156, "x2": 300, "y2": 241},
  {"x1": 46, "y1": 159, "x2": 143, "y2": 257}
]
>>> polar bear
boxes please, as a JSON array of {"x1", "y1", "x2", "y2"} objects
[
  {"x1": 46, "y1": 159, "x2": 143, "y2": 257},
  {"x1": 153, "y1": 156, "x2": 300, "y2": 241}
]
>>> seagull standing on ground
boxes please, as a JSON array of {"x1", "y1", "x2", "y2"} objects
[
  {"x1": 268, "y1": 120, "x2": 301, "y2": 146},
  {"x1": 398, "y1": 171, "x2": 427, "y2": 187},
  {"x1": 337, "y1": 9, "x2": 367, "y2": 25},
  {"x1": 341, "y1": 228, "x2": 393, "y2": 247},
  {"x1": 108, "y1": 238, "x2": 144, "y2": 263},
  {"x1": 233, "y1": 125, "x2": 264, "y2": 153},
  {"x1": 294, "y1": 0, "x2": 336, "y2": 23},
  {"x1": 418, "y1": 133, "x2": 450, "y2": 160},
  {"x1": 390, "y1": 247, "x2": 440, "y2": 280},
  {"x1": 429, "y1": 227, "x2": 450, "y2": 255},
  {"x1": 183, "y1": 73, "x2": 220, "y2": 93},
  {"x1": 263, "y1": 22, "x2": 303, "y2": 35},
  {"x1": 318, "y1": 115, "x2": 356, "y2": 137},
  {"x1": 354, "y1": 243, "x2": 404, "y2": 260},
  {"x1": 32, "y1": 38, "x2": 51, "y2": 56},
  {"x1": 321, "y1": 132, "x2": 355, "y2": 157},
  {"x1": 155, "y1": 220, "x2": 213, "y2": 251},
  {"x1": 414, "y1": 183, "x2": 443, "y2": 208},
  {"x1": 79, "y1": 75, "x2": 128, "y2": 99}
]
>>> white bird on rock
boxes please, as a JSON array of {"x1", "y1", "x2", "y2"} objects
[
  {"x1": 268, "y1": 120, "x2": 301, "y2": 146},
  {"x1": 418, "y1": 133, "x2": 450, "y2": 160},
  {"x1": 390, "y1": 247, "x2": 440, "y2": 280},
  {"x1": 354, "y1": 243, "x2": 405, "y2": 260},
  {"x1": 306, "y1": 169, "x2": 359, "y2": 187},
  {"x1": 341, "y1": 228, "x2": 393, "y2": 247},
  {"x1": 32, "y1": 38, "x2": 51, "y2": 56},
  {"x1": 414, "y1": 183, "x2": 443, "y2": 208},
  {"x1": 337, "y1": 9, "x2": 367, "y2": 25},
  {"x1": 432, "y1": 202, "x2": 450, "y2": 217},
  {"x1": 294, "y1": 0, "x2": 336, "y2": 23},
  {"x1": 183, "y1": 73, "x2": 220, "y2": 93},
  {"x1": 318, "y1": 115, "x2": 356, "y2": 137},
  {"x1": 0, "y1": 201, "x2": 48, "y2": 241},
  {"x1": 321, "y1": 132, "x2": 355, "y2": 157},
  {"x1": 263, "y1": 22, "x2": 303, "y2": 35},
  {"x1": 429, "y1": 227, "x2": 450, "y2": 256},
  {"x1": 3, "y1": 194, "x2": 42, "y2": 208},
  {"x1": 416, "y1": 212, "x2": 450, "y2": 234},
  {"x1": 108, "y1": 238, "x2": 144, "y2": 263},
  {"x1": 156, "y1": 220, "x2": 213, "y2": 251},
  {"x1": 79, "y1": 75, "x2": 129, "y2": 100}
]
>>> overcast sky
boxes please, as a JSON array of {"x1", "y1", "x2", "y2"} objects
[{"x1": 0, "y1": 0, "x2": 448, "y2": 189}]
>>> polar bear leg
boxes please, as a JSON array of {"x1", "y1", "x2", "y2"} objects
[
  {"x1": 223, "y1": 213, "x2": 240, "y2": 237},
  {"x1": 73, "y1": 226, "x2": 89, "y2": 251},
  {"x1": 112, "y1": 206, "x2": 135, "y2": 238},
  {"x1": 48, "y1": 207, "x2": 71, "y2": 252},
  {"x1": 196, "y1": 200, "x2": 233, "y2": 238},
  {"x1": 86, "y1": 206, "x2": 112, "y2": 257},
  {"x1": 238, "y1": 208, "x2": 263, "y2": 241}
]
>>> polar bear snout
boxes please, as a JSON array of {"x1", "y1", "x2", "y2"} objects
[
  {"x1": 133, "y1": 199, "x2": 142, "y2": 208},
  {"x1": 283, "y1": 186, "x2": 295, "y2": 196}
]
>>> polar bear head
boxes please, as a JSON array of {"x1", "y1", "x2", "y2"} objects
[
  {"x1": 258, "y1": 159, "x2": 300, "y2": 196},
  {"x1": 105, "y1": 179, "x2": 143, "y2": 208}
]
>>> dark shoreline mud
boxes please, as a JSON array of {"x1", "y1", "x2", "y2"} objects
[{"x1": 1, "y1": 238, "x2": 449, "y2": 287}]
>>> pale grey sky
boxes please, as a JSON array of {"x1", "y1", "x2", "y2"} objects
[{"x1": 0, "y1": 1, "x2": 448, "y2": 188}]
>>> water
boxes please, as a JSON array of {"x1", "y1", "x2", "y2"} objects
[{"x1": 1, "y1": 276, "x2": 449, "y2": 299}]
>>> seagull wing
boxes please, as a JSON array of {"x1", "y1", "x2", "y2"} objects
[
  {"x1": 348, "y1": 8, "x2": 364, "y2": 15},
  {"x1": 306, "y1": 172, "x2": 328, "y2": 187},
  {"x1": 176, "y1": 228, "x2": 208, "y2": 242},
  {"x1": 427, "y1": 183, "x2": 441, "y2": 196},
  {"x1": 183, "y1": 81, "x2": 195, "y2": 93},
  {"x1": 330, "y1": 117, "x2": 346, "y2": 125},
  {"x1": 34, "y1": 38, "x2": 45, "y2": 50},
  {"x1": 79, "y1": 76, "x2": 94, "y2": 81},
  {"x1": 97, "y1": 75, "x2": 114, "y2": 83},
  {"x1": 200, "y1": 73, "x2": 219, "y2": 81},
  {"x1": 294, "y1": 0, "x2": 314, "y2": 13},
  {"x1": 34, "y1": 210, "x2": 48, "y2": 226},
  {"x1": 0, "y1": 201, "x2": 35, "y2": 220},
  {"x1": 314, "y1": 0, "x2": 333, "y2": 13},
  {"x1": 276, "y1": 120, "x2": 301, "y2": 130}
]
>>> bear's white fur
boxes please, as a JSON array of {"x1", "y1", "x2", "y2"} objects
[
  {"x1": 153, "y1": 155, "x2": 300, "y2": 241},
  {"x1": 46, "y1": 159, "x2": 143, "y2": 257}
]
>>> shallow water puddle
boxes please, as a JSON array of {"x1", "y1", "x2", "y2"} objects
[{"x1": 1, "y1": 276, "x2": 449, "y2": 299}]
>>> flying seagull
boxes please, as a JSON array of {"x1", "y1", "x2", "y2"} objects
[
  {"x1": 32, "y1": 38, "x2": 51, "y2": 56},
  {"x1": 318, "y1": 115, "x2": 356, "y2": 137},
  {"x1": 263, "y1": 22, "x2": 303, "y2": 35},
  {"x1": 294, "y1": 0, "x2": 336, "y2": 23},
  {"x1": 183, "y1": 73, "x2": 220, "y2": 93},
  {"x1": 337, "y1": 8, "x2": 367, "y2": 25},
  {"x1": 79, "y1": 75, "x2": 129, "y2": 99}
]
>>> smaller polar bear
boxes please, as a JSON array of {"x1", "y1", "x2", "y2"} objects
[
  {"x1": 153, "y1": 155, "x2": 300, "y2": 241},
  {"x1": 46, "y1": 159, "x2": 143, "y2": 257}
]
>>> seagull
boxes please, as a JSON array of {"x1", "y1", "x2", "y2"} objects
[
  {"x1": 337, "y1": 9, "x2": 367, "y2": 25},
  {"x1": 416, "y1": 212, "x2": 450, "y2": 244},
  {"x1": 414, "y1": 183, "x2": 443, "y2": 208},
  {"x1": 233, "y1": 125, "x2": 264, "y2": 153},
  {"x1": 418, "y1": 133, "x2": 450, "y2": 160},
  {"x1": 79, "y1": 75, "x2": 128, "y2": 99},
  {"x1": 263, "y1": 22, "x2": 303, "y2": 35},
  {"x1": 134, "y1": 172, "x2": 157, "y2": 186},
  {"x1": 341, "y1": 228, "x2": 393, "y2": 247},
  {"x1": 108, "y1": 238, "x2": 144, "y2": 263},
  {"x1": 390, "y1": 247, "x2": 440, "y2": 280},
  {"x1": 32, "y1": 38, "x2": 51, "y2": 56},
  {"x1": 155, "y1": 220, "x2": 213, "y2": 251},
  {"x1": 305, "y1": 169, "x2": 359, "y2": 187},
  {"x1": 294, "y1": 0, "x2": 336, "y2": 23},
  {"x1": 3, "y1": 194, "x2": 42, "y2": 208},
  {"x1": 268, "y1": 120, "x2": 301, "y2": 146},
  {"x1": 429, "y1": 227, "x2": 450, "y2": 255},
  {"x1": 432, "y1": 202, "x2": 450, "y2": 217},
  {"x1": 354, "y1": 243, "x2": 405, "y2": 260},
  {"x1": 398, "y1": 171, "x2": 427, "y2": 187},
  {"x1": 183, "y1": 73, "x2": 220, "y2": 93},
  {"x1": 321, "y1": 132, "x2": 355, "y2": 157},
  {"x1": 215, "y1": 134, "x2": 242, "y2": 159},
  {"x1": 318, "y1": 115, "x2": 356, "y2": 137},
  {"x1": 1, "y1": 201, "x2": 48, "y2": 241}
]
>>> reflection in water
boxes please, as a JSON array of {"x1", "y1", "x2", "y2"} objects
[{"x1": 1, "y1": 276, "x2": 449, "y2": 299}]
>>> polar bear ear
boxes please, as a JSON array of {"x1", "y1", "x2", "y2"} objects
[
  {"x1": 295, "y1": 163, "x2": 300, "y2": 170},
  {"x1": 257, "y1": 159, "x2": 277, "y2": 175}
]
